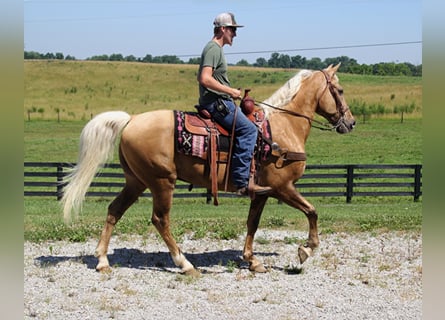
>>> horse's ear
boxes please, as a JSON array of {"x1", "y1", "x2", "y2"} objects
[
  {"x1": 325, "y1": 63, "x2": 341, "y2": 76},
  {"x1": 331, "y1": 63, "x2": 341, "y2": 73}
]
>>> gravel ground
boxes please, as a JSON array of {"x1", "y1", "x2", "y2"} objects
[{"x1": 24, "y1": 230, "x2": 422, "y2": 320}]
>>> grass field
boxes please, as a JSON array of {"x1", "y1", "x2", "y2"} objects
[
  {"x1": 24, "y1": 60, "x2": 422, "y2": 242},
  {"x1": 24, "y1": 60, "x2": 422, "y2": 121},
  {"x1": 24, "y1": 118, "x2": 422, "y2": 164},
  {"x1": 24, "y1": 197, "x2": 421, "y2": 243}
]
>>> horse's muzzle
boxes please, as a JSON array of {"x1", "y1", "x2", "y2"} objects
[{"x1": 336, "y1": 119, "x2": 356, "y2": 134}]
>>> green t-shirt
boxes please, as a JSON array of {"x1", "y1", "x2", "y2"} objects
[{"x1": 198, "y1": 40, "x2": 231, "y2": 105}]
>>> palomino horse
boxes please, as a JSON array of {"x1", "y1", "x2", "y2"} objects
[{"x1": 62, "y1": 63, "x2": 355, "y2": 275}]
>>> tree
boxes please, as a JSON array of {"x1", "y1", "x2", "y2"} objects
[
  {"x1": 350, "y1": 99, "x2": 369, "y2": 123},
  {"x1": 394, "y1": 63, "x2": 412, "y2": 76},
  {"x1": 141, "y1": 54, "x2": 153, "y2": 63},
  {"x1": 368, "y1": 103, "x2": 386, "y2": 117},
  {"x1": 290, "y1": 55, "x2": 306, "y2": 68},
  {"x1": 393, "y1": 102, "x2": 416, "y2": 123},
  {"x1": 109, "y1": 53, "x2": 124, "y2": 61},
  {"x1": 267, "y1": 52, "x2": 280, "y2": 68},
  {"x1": 44, "y1": 52, "x2": 55, "y2": 59},
  {"x1": 266, "y1": 53, "x2": 294, "y2": 68},
  {"x1": 236, "y1": 59, "x2": 250, "y2": 66},
  {"x1": 151, "y1": 55, "x2": 182, "y2": 64},
  {"x1": 348, "y1": 63, "x2": 372, "y2": 75},
  {"x1": 278, "y1": 54, "x2": 291, "y2": 68},
  {"x1": 22, "y1": 50, "x2": 422, "y2": 77},
  {"x1": 125, "y1": 55, "x2": 137, "y2": 62},
  {"x1": 24, "y1": 51, "x2": 43, "y2": 59},
  {"x1": 253, "y1": 57, "x2": 267, "y2": 67},
  {"x1": 412, "y1": 64, "x2": 422, "y2": 77},
  {"x1": 187, "y1": 57, "x2": 200, "y2": 64},
  {"x1": 306, "y1": 57, "x2": 323, "y2": 70},
  {"x1": 88, "y1": 54, "x2": 109, "y2": 61},
  {"x1": 54, "y1": 107, "x2": 61, "y2": 122},
  {"x1": 373, "y1": 63, "x2": 387, "y2": 76}
]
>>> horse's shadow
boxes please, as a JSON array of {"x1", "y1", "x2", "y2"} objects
[{"x1": 35, "y1": 247, "x2": 284, "y2": 273}]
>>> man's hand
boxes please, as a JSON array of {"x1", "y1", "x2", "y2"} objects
[{"x1": 230, "y1": 88, "x2": 242, "y2": 100}]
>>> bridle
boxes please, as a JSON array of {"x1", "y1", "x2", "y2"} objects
[
  {"x1": 320, "y1": 69, "x2": 350, "y2": 126},
  {"x1": 255, "y1": 69, "x2": 349, "y2": 131}
]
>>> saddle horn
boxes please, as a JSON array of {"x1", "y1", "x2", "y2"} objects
[{"x1": 240, "y1": 89, "x2": 255, "y2": 115}]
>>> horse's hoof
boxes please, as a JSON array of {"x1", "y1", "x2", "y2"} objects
[
  {"x1": 96, "y1": 265, "x2": 112, "y2": 273},
  {"x1": 249, "y1": 262, "x2": 267, "y2": 273},
  {"x1": 183, "y1": 268, "x2": 201, "y2": 278},
  {"x1": 298, "y1": 245, "x2": 312, "y2": 264}
]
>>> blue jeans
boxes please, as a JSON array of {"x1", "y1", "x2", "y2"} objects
[{"x1": 202, "y1": 98, "x2": 258, "y2": 188}]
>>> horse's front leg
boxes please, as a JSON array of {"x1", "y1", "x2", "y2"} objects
[
  {"x1": 278, "y1": 184, "x2": 319, "y2": 264},
  {"x1": 242, "y1": 195, "x2": 269, "y2": 272},
  {"x1": 297, "y1": 206, "x2": 319, "y2": 265}
]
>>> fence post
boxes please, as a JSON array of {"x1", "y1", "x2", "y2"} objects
[
  {"x1": 346, "y1": 165, "x2": 354, "y2": 203},
  {"x1": 56, "y1": 164, "x2": 64, "y2": 201},
  {"x1": 413, "y1": 164, "x2": 422, "y2": 202}
]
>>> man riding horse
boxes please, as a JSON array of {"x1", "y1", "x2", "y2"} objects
[
  {"x1": 197, "y1": 12, "x2": 272, "y2": 197},
  {"x1": 61, "y1": 13, "x2": 355, "y2": 275}
]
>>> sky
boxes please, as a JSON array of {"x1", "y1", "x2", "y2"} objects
[{"x1": 24, "y1": 0, "x2": 422, "y2": 65}]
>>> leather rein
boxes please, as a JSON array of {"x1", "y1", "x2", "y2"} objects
[{"x1": 255, "y1": 69, "x2": 349, "y2": 131}]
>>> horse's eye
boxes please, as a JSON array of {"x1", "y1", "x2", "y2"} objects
[{"x1": 338, "y1": 88, "x2": 344, "y2": 95}]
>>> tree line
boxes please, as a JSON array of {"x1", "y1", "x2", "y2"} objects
[{"x1": 24, "y1": 51, "x2": 421, "y2": 77}]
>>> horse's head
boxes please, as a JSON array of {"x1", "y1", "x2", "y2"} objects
[{"x1": 315, "y1": 64, "x2": 355, "y2": 133}]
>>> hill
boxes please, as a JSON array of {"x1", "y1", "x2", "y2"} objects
[{"x1": 24, "y1": 60, "x2": 422, "y2": 121}]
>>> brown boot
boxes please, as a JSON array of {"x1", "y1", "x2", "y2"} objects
[
  {"x1": 249, "y1": 184, "x2": 272, "y2": 195},
  {"x1": 236, "y1": 184, "x2": 272, "y2": 196}
]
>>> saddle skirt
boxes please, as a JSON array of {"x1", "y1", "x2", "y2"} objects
[{"x1": 174, "y1": 110, "x2": 272, "y2": 161}]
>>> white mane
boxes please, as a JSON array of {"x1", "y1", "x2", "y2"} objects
[{"x1": 260, "y1": 69, "x2": 313, "y2": 117}]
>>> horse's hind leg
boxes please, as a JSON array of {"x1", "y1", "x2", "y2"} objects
[
  {"x1": 95, "y1": 176, "x2": 145, "y2": 272},
  {"x1": 150, "y1": 180, "x2": 197, "y2": 276}
]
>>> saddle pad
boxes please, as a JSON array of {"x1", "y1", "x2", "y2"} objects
[
  {"x1": 174, "y1": 110, "x2": 272, "y2": 161},
  {"x1": 175, "y1": 111, "x2": 207, "y2": 158},
  {"x1": 175, "y1": 111, "x2": 229, "y2": 158}
]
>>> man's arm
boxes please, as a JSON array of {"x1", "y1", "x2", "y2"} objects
[{"x1": 198, "y1": 66, "x2": 242, "y2": 99}]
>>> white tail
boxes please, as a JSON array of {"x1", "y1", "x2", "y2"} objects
[{"x1": 61, "y1": 111, "x2": 131, "y2": 223}]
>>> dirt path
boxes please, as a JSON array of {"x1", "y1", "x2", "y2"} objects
[{"x1": 24, "y1": 230, "x2": 422, "y2": 319}]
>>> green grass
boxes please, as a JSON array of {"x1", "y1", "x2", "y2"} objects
[
  {"x1": 306, "y1": 118, "x2": 422, "y2": 164},
  {"x1": 24, "y1": 118, "x2": 422, "y2": 164},
  {"x1": 24, "y1": 120, "x2": 85, "y2": 162},
  {"x1": 24, "y1": 60, "x2": 422, "y2": 121},
  {"x1": 24, "y1": 197, "x2": 421, "y2": 243}
]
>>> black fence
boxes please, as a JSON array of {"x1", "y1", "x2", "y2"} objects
[{"x1": 24, "y1": 162, "x2": 422, "y2": 203}]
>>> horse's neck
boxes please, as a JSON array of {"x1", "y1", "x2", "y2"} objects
[
  {"x1": 268, "y1": 107, "x2": 313, "y2": 153},
  {"x1": 266, "y1": 72, "x2": 321, "y2": 152}
]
